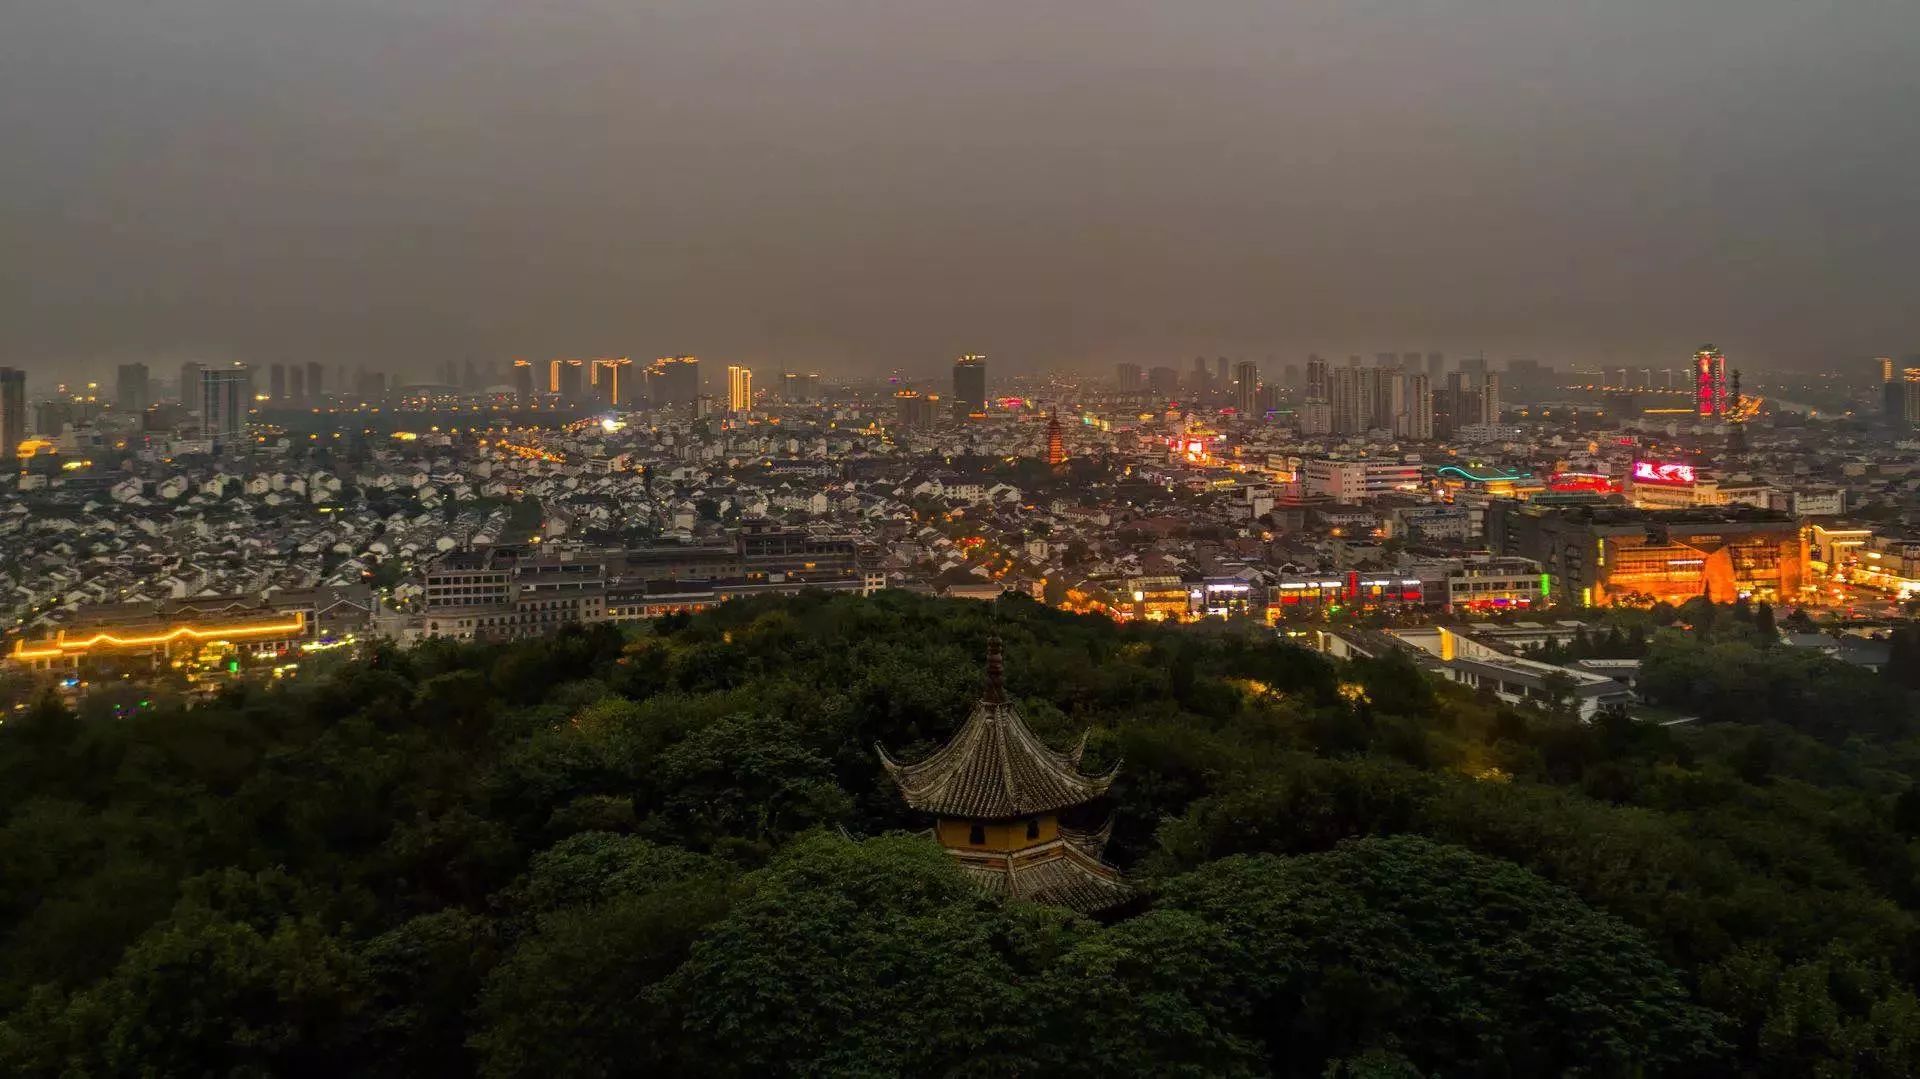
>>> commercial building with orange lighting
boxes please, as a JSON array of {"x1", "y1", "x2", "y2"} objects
[{"x1": 1488, "y1": 502, "x2": 1805, "y2": 606}]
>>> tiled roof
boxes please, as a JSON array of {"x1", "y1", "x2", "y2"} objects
[
  {"x1": 876, "y1": 638, "x2": 1115, "y2": 819},
  {"x1": 950, "y1": 839, "x2": 1132, "y2": 914}
]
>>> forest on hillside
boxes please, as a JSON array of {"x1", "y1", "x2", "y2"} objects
[{"x1": 3, "y1": 591, "x2": 1920, "y2": 1077}]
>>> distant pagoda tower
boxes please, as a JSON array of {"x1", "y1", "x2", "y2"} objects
[
  {"x1": 877, "y1": 637, "x2": 1129, "y2": 914},
  {"x1": 1044, "y1": 411, "x2": 1067, "y2": 466}
]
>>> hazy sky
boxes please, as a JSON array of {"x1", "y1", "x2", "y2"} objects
[{"x1": 5, "y1": 1, "x2": 1919, "y2": 381}]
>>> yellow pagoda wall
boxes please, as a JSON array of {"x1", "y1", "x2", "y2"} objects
[{"x1": 936, "y1": 814, "x2": 1059, "y2": 853}]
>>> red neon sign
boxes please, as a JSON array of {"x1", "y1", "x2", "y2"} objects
[{"x1": 1632, "y1": 460, "x2": 1695, "y2": 485}]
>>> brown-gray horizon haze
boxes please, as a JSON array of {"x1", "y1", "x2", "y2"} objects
[{"x1": 4, "y1": 0, "x2": 1920, "y2": 382}]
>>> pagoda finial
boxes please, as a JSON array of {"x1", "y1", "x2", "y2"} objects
[{"x1": 984, "y1": 635, "x2": 1005, "y2": 702}]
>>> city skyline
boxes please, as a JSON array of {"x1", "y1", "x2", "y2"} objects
[{"x1": 5, "y1": 3, "x2": 1920, "y2": 377}]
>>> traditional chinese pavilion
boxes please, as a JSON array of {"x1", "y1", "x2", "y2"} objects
[{"x1": 877, "y1": 637, "x2": 1130, "y2": 913}]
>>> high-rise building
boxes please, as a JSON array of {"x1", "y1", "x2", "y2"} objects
[
  {"x1": 201, "y1": 364, "x2": 251, "y2": 451},
  {"x1": 1330, "y1": 366, "x2": 1377, "y2": 435},
  {"x1": 267, "y1": 363, "x2": 287, "y2": 403},
  {"x1": 646, "y1": 356, "x2": 701, "y2": 408},
  {"x1": 1148, "y1": 366, "x2": 1180, "y2": 396},
  {"x1": 178, "y1": 362, "x2": 203, "y2": 408},
  {"x1": 1215, "y1": 356, "x2": 1229, "y2": 387},
  {"x1": 1394, "y1": 372, "x2": 1433, "y2": 440},
  {"x1": 1426, "y1": 352, "x2": 1445, "y2": 378},
  {"x1": 1481, "y1": 372, "x2": 1502, "y2": 424},
  {"x1": 727, "y1": 365, "x2": 753, "y2": 413},
  {"x1": 1114, "y1": 363, "x2": 1143, "y2": 390},
  {"x1": 305, "y1": 362, "x2": 325, "y2": 402},
  {"x1": 0, "y1": 368, "x2": 25, "y2": 458},
  {"x1": 1904, "y1": 369, "x2": 1920, "y2": 426},
  {"x1": 1305, "y1": 355, "x2": 1329, "y2": 402},
  {"x1": 1297, "y1": 399, "x2": 1332, "y2": 436},
  {"x1": 593, "y1": 358, "x2": 634, "y2": 408},
  {"x1": 1190, "y1": 356, "x2": 1211, "y2": 393},
  {"x1": 512, "y1": 359, "x2": 535, "y2": 401},
  {"x1": 1694, "y1": 345, "x2": 1727, "y2": 418},
  {"x1": 952, "y1": 355, "x2": 987, "y2": 413},
  {"x1": 1232, "y1": 361, "x2": 1259, "y2": 415},
  {"x1": 289, "y1": 365, "x2": 306, "y2": 402},
  {"x1": 894, "y1": 389, "x2": 937, "y2": 431},
  {"x1": 1375, "y1": 352, "x2": 1400, "y2": 369},
  {"x1": 551, "y1": 359, "x2": 586, "y2": 403},
  {"x1": 1879, "y1": 357, "x2": 1895, "y2": 384},
  {"x1": 116, "y1": 363, "x2": 151, "y2": 413}
]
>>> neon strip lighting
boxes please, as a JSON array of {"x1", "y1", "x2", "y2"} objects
[
  {"x1": 12, "y1": 614, "x2": 306, "y2": 659},
  {"x1": 1435, "y1": 465, "x2": 1531, "y2": 482}
]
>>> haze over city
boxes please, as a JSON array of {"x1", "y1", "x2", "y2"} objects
[{"x1": 6, "y1": 0, "x2": 1920, "y2": 381}]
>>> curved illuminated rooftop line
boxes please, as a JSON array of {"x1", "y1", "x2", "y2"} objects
[
  {"x1": 1434, "y1": 465, "x2": 1533, "y2": 483},
  {"x1": 12, "y1": 614, "x2": 306, "y2": 659}
]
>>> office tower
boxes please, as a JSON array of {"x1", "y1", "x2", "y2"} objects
[
  {"x1": 646, "y1": 356, "x2": 701, "y2": 407},
  {"x1": 1693, "y1": 345, "x2": 1727, "y2": 418},
  {"x1": 178, "y1": 362, "x2": 203, "y2": 408},
  {"x1": 267, "y1": 363, "x2": 287, "y2": 402},
  {"x1": 1114, "y1": 363, "x2": 1143, "y2": 390},
  {"x1": 952, "y1": 354, "x2": 987, "y2": 412},
  {"x1": 1306, "y1": 354, "x2": 1329, "y2": 402},
  {"x1": 115, "y1": 363, "x2": 151, "y2": 413},
  {"x1": 289, "y1": 366, "x2": 306, "y2": 403},
  {"x1": 1190, "y1": 356, "x2": 1211, "y2": 393},
  {"x1": 1481, "y1": 372, "x2": 1502, "y2": 424},
  {"x1": 512, "y1": 359, "x2": 535, "y2": 401},
  {"x1": 1426, "y1": 351, "x2": 1445, "y2": 378},
  {"x1": 1394, "y1": 372, "x2": 1433, "y2": 440},
  {"x1": 200, "y1": 364, "x2": 251, "y2": 450},
  {"x1": 1233, "y1": 360, "x2": 1259, "y2": 415},
  {"x1": 594, "y1": 358, "x2": 634, "y2": 408},
  {"x1": 1148, "y1": 366, "x2": 1180, "y2": 396},
  {"x1": 727, "y1": 365, "x2": 753, "y2": 413},
  {"x1": 0, "y1": 368, "x2": 24, "y2": 457}
]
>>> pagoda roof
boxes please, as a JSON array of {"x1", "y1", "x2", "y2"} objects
[
  {"x1": 950, "y1": 837, "x2": 1133, "y2": 914},
  {"x1": 877, "y1": 638, "x2": 1116, "y2": 820}
]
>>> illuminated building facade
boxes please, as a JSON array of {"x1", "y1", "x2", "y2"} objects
[
  {"x1": 727, "y1": 365, "x2": 753, "y2": 413},
  {"x1": 512, "y1": 359, "x2": 535, "y2": 401},
  {"x1": 645, "y1": 356, "x2": 701, "y2": 407},
  {"x1": 549, "y1": 359, "x2": 586, "y2": 403},
  {"x1": 1045, "y1": 411, "x2": 1066, "y2": 465},
  {"x1": 0, "y1": 367, "x2": 24, "y2": 458},
  {"x1": 591, "y1": 358, "x2": 634, "y2": 408},
  {"x1": 1488, "y1": 502, "x2": 1805, "y2": 606},
  {"x1": 1232, "y1": 361, "x2": 1259, "y2": 415},
  {"x1": 1694, "y1": 345, "x2": 1728, "y2": 418},
  {"x1": 894, "y1": 390, "x2": 938, "y2": 431}
]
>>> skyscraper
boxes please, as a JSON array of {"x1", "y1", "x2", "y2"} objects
[
  {"x1": 646, "y1": 356, "x2": 701, "y2": 407},
  {"x1": 952, "y1": 355, "x2": 987, "y2": 412},
  {"x1": 178, "y1": 362, "x2": 203, "y2": 408},
  {"x1": 551, "y1": 359, "x2": 586, "y2": 403},
  {"x1": 1306, "y1": 355, "x2": 1329, "y2": 402},
  {"x1": 1694, "y1": 345, "x2": 1727, "y2": 418},
  {"x1": 115, "y1": 363, "x2": 150, "y2": 413},
  {"x1": 1330, "y1": 366, "x2": 1376, "y2": 435},
  {"x1": 512, "y1": 359, "x2": 535, "y2": 401},
  {"x1": 1190, "y1": 356, "x2": 1211, "y2": 393},
  {"x1": 0, "y1": 368, "x2": 24, "y2": 458},
  {"x1": 1114, "y1": 363, "x2": 1143, "y2": 390},
  {"x1": 267, "y1": 363, "x2": 287, "y2": 402},
  {"x1": 305, "y1": 362, "x2": 325, "y2": 403},
  {"x1": 1905, "y1": 368, "x2": 1920, "y2": 427},
  {"x1": 727, "y1": 365, "x2": 753, "y2": 413},
  {"x1": 1426, "y1": 352, "x2": 1445, "y2": 378},
  {"x1": 200, "y1": 364, "x2": 251, "y2": 451},
  {"x1": 1481, "y1": 372, "x2": 1502, "y2": 424},
  {"x1": 1232, "y1": 360, "x2": 1259, "y2": 415},
  {"x1": 1215, "y1": 356, "x2": 1229, "y2": 388},
  {"x1": 1148, "y1": 366, "x2": 1180, "y2": 396},
  {"x1": 594, "y1": 358, "x2": 634, "y2": 407},
  {"x1": 289, "y1": 365, "x2": 306, "y2": 402},
  {"x1": 1394, "y1": 372, "x2": 1433, "y2": 440}
]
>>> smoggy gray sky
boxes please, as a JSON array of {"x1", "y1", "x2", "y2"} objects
[{"x1": 4, "y1": 1, "x2": 1919, "y2": 382}]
